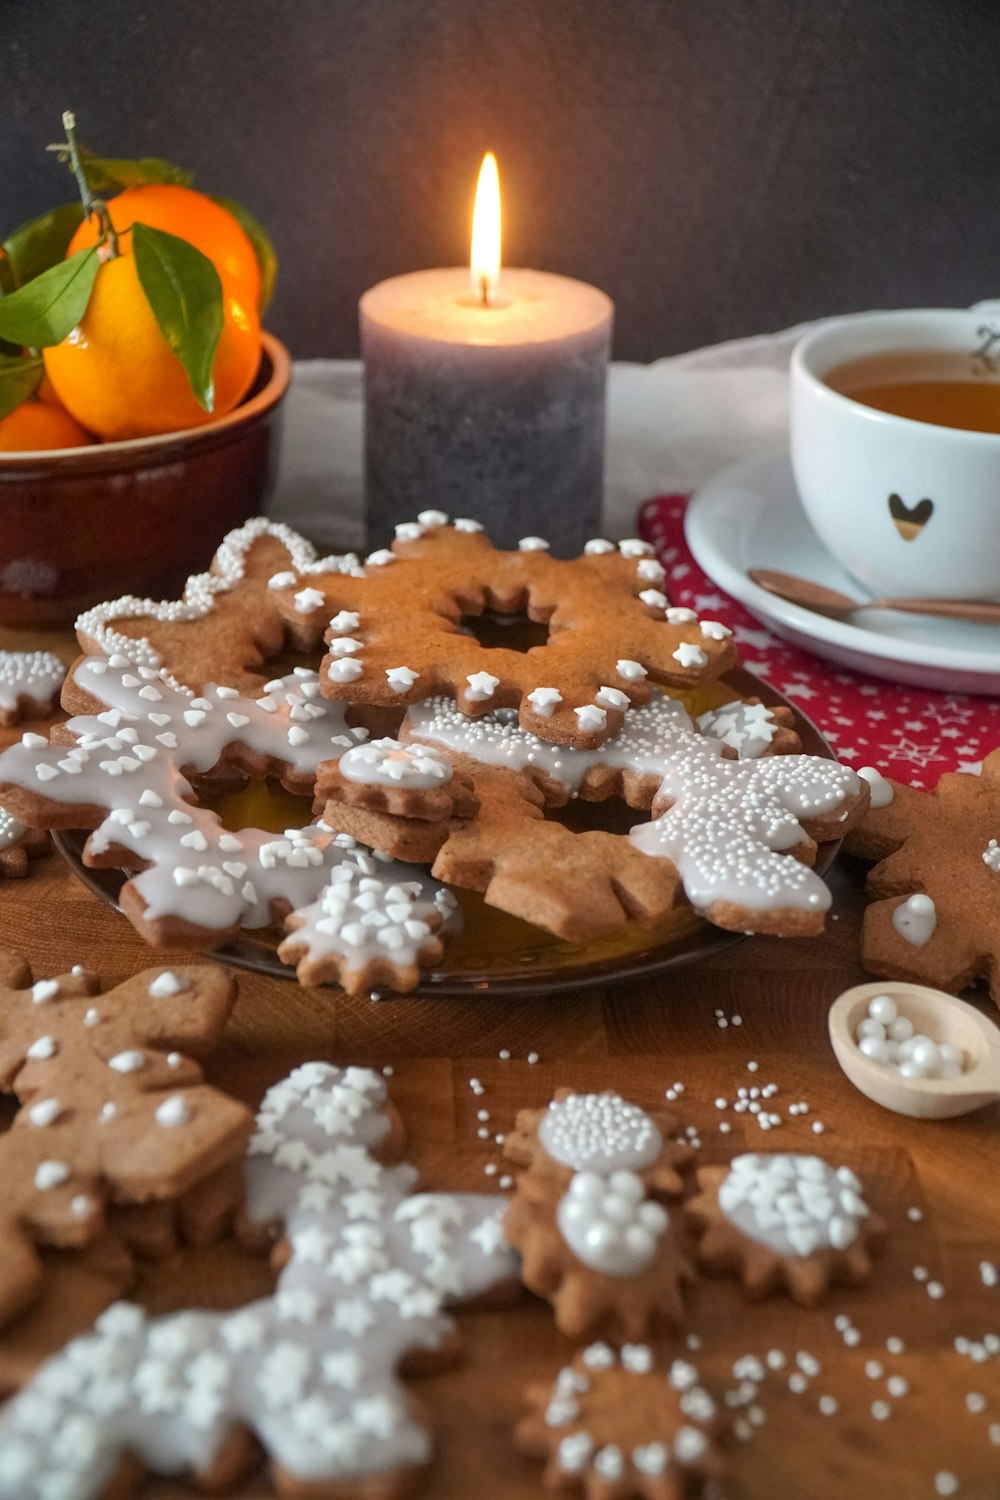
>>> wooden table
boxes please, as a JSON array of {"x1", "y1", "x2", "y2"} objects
[{"x1": 1, "y1": 630, "x2": 999, "y2": 1499}]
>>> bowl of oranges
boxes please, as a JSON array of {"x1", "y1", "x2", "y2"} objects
[{"x1": 0, "y1": 115, "x2": 289, "y2": 628}]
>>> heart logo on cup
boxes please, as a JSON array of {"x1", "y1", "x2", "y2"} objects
[{"x1": 888, "y1": 493, "x2": 933, "y2": 542}]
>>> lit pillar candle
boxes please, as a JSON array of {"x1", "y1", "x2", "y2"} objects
[{"x1": 360, "y1": 154, "x2": 613, "y2": 554}]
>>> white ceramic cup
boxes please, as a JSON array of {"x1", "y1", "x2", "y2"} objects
[{"x1": 790, "y1": 309, "x2": 1000, "y2": 600}]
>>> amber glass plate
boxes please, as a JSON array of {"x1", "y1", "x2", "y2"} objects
[{"x1": 54, "y1": 669, "x2": 843, "y2": 997}]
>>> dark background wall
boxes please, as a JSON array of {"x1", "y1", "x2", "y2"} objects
[{"x1": 3, "y1": 0, "x2": 998, "y2": 361}]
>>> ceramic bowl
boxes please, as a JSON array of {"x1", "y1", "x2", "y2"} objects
[{"x1": 0, "y1": 331, "x2": 291, "y2": 629}]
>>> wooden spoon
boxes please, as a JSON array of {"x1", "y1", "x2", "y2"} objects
[
  {"x1": 829, "y1": 981, "x2": 1000, "y2": 1119},
  {"x1": 749, "y1": 568, "x2": 1000, "y2": 625}
]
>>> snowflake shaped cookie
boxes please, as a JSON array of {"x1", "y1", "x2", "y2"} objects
[
  {"x1": 0, "y1": 1064, "x2": 517, "y2": 1500},
  {"x1": 0, "y1": 651, "x2": 66, "y2": 727},
  {"x1": 847, "y1": 749, "x2": 1000, "y2": 1003}
]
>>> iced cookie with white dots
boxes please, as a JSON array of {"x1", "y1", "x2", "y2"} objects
[
  {"x1": 0, "y1": 949, "x2": 250, "y2": 1331},
  {"x1": 503, "y1": 1090, "x2": 695, "y2": 1338},
  {"x1": 517, "y1": 1342, "x2": 725, "y2": 1500},
  {"x1": 685, "y1": 1152, "x2": 887, "y2": 1306},
  {"x1": 0, "y1": 651, "x2": 65, "y2": 727}
]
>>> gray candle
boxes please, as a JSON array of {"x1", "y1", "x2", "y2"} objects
[{"x1": 361, "y1": 265, "x2": 613, "y2": 555}]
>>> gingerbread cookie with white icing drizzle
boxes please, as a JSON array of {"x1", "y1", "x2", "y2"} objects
[
  {"x1": 0, "y1": 950, "x2": 250, "y2": 1332},
  {"x1": 503, "y1": 1090, "x2": 695, "y2": 1339},
  {"x1": 75, "y1": 517, "x2": 362, "y2": 691},
  {"x1": 0, "y1": 1064, "x2": 517, "y2": 1500},
  {"x1": 685, "y1": 1152, "x2": 886, "y2": 1307},
  {"x1": 400, "y1": 694, "x2": 867, "y2": 941},
  {"x1": 846, "y1": 748, "x2": 1000, "y2": 1004},
  {"x1": 307, "y1": 514, "x2": 737, "y2": 750},
  {"x1": 517, "y1": 1342, "x2": 726, "y2": 1499}
]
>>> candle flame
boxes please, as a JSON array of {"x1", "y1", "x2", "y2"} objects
[{"x1": 471, "y1": 152, "x2": 501, "y2": 304}]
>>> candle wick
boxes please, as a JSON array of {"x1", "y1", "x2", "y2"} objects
[{"x1": 478, "y1": 274, "x2": 491, "y2": 308}]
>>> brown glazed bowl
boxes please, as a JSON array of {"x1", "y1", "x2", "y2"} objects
[{"x1": 0, "y1": 330, "x2": 291, "y2": 628}]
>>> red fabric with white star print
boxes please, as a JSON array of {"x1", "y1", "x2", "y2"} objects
[{"x1": 639, "y1": 495, "x2": 1000, "y2": 788}]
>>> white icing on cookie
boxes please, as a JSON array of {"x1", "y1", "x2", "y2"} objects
[
  {"x1": 339, "y1": 739, "x2": 453, "y2": 790},
  {"x1": 891, "y1": 893, "x2": 936, "y2": 947},
  {"x1": 75, "y1": 518, "x2": 362, "y2": 671},
  {"x1": 557, "y1": 1170, "x2": 669, "y2": 1276},
  {"x1": 718, "y1": 1153, "x2": 869, "y2": 1257},
  {"x1": 698, "y1": 700, "x2": 778, "y2": 759},
  {"x1": 0, "y1": 1065, "x2": 516, "y2": 1498},
  {"x1": 538, "y1": 1093, "x2": 663, "y2": 1173},
  {"x1": 0, "y1": 652, "x2": 65, "y2": 717},
  {"x1": 857, "y1": 766, "x2": 894, "y2": 807}
]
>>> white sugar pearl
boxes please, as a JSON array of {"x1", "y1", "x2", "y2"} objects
[
  {"x1": 887, "y1": 1016, "x2": 914, "y2": 1043},
  {"x1": 857, "y1": 1018, "x2": 887, "y2": 1042},
  {"x1": 909, "y1": 1037, "x2": 941, "y2": 1072},
  {"x1": 867, "y1": 995, "x2": 898, "y2": 1025},
  {"x1": 899, "y1": 1060, "x2": 928, "y2": 1080},
  {"x1": 938, "y1": 1043, "x2": 961, "y2": 1069},
  {"x1": 858, "y1": 1036, "x2": 891, "y2": 1065}
]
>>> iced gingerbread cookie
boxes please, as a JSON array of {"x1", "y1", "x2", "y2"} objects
[
  {"x1": 503, "y1": 1091, "x2": 695, "y2": 1339},
  {"x1": 0, "y1": 950, "x2": 250, "y2": 1331},
  {"x1": 0, "y1": 806, "x2": 48, "y2": 879},
  {"x1": 517, "y1": 1342, "x2": 725, "y2": 1500},
  {"x1": 0, "y1": 651, "x2": 66, "y2": 727},
  {"x1": 315, "y1": 737, "x2": 481, "y2": 864},
  {"x1": 685, "y1": 1153, "x2": 886, "y2": 1307},
  {"x1": 75, "y1": 516, "x2": 362, "y2": 691},
  {"x1": 0, "y1": 1064, "x2": 517, "y2": 1500},
  {"x1": 299, "y1": 515, "x2": 737, "y2": 750},
  {"x1": 404, "y1": 694, "x2": 867, "y2": 941},
  {"x1": 846, "y1": 750, "x2": 1000, "y2": 1003},
  {"x1": 696, "y1": 697, "x2": 800, "y2": 759},
  {"x1": 278, "y1": 857, "x2": 459, "y2": 993},
  {"x1": 0, "y1": 655, "x2": 458, "y2": 991}
]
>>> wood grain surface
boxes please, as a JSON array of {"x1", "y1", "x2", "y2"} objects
[{"x1": 1, "y1": 628, "x2": 998, "y2": 1499}]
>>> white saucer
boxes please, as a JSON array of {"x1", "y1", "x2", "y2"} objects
[{"x1": 686, "y1": 449, "x2": 1000, "y2": 695}]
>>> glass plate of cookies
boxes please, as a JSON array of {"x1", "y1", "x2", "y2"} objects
[{"x1": 52, "y1": 666, "x2": 845, "y2": 999}]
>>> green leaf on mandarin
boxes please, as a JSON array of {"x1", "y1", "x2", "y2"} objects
[
  {"x1": 0, "y1": 354, "x2": 44, "y2": 420},
  {"x1": 212, "y1": 195, "x2": 278, "y2": 312},
  {"x1": 0, "y1": 247, "x2": 100, "y2": 348},
  {"x1": 2, "y1": 201, "x2": 85, "y2": 289},
  {"x1": 132, "y1": 222, "x2": 223, "y2": 412}
]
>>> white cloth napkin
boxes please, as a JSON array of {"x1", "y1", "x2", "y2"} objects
[{"x1": 271, "y1": 311, "x2": 941, "y2": 549}]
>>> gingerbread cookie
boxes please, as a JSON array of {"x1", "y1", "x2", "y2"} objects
[
  {"x1": 75, "y1": 516, "x2": 362, "y2": 691},
  {"x1": 0, "y1": 656, "x2": 460, "y2": 991},
  {"x1": 405, "y1": 693, "x2": 867, "y2": 940},
  {"x1": 846, "y1": 750, "x2": 1000, "y2": 1002},
  {"x1": 0, "y1": 950, "x2": 250, "y2": 1331},
  {"x1": 0, "y1": 651, "x2": 66, "y2": 727},
  {"x1": 518, "y1": 1342, "x2": 725, "y2": 1499},
  {"x1": 0, "y1": 808, "x2": 48, "y2": 879},
  {"x1": 315, "y1": 737, "x2": 481, "y2": 864},
  {"x1": 278, "y1": 858, "x2": 458, "y2": 992},
  {"x1": 311, "y1": 518, "x2": 737, "y2": 749},
  {"x1": 685, "y1": 1153, "x2": 886, "y2": 1306},
  {"x1": 504, "y1": 1091, "x2": 695, "y2": 1338},
  {"x1": 0, "y1": 1064, "x2": 517, "y2": 1500},
  {"x1": 696, "y1": 697, "x2": 800, "y2": 759}
]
